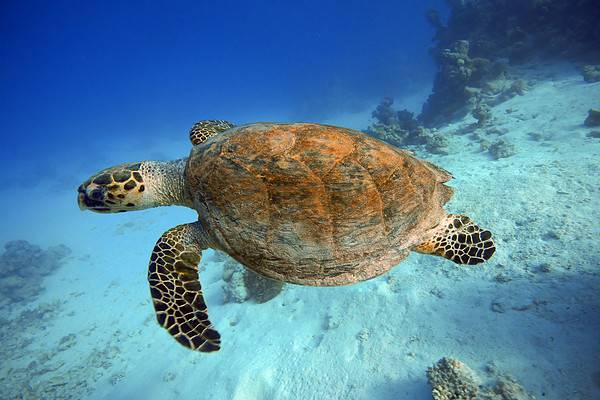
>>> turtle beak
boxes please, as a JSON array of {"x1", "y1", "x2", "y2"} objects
[
  {"x1": 77, "y1": 184, "x2": 110, "y2": 212},
  {"x1": 77, "y1": 192, "x2": 86, "y2": 211},
  {"x1": 77, "y1": 184, "x2": 88, "y2": 211}
]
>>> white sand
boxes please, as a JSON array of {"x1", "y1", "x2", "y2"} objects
[{"x1": 1, "y1": 62, "x2": 600, "y2": 400}]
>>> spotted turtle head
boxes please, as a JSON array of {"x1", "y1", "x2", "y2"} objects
[{"x1": 78, "y1": 162, "x2": 148, "y2": 213}]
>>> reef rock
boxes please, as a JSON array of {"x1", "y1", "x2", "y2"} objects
[
  {"x1": 480, "y1": 375, "x2": 536, "y2": 400},
  {"x1": 366, "y1": 97, "x2": 449, "y2": 154},
  {"x1": 0, "y1": 240, "x2": 71, "y2": 306},
  {"x1": 581, "y1": 65, "x2": 600, "y2": 83},
  {"x1": 427, "y1": 357, "x2": 479, "y2": 400},
  {"x1": 419, "y1": 39, "x2": 517, "y2": 126},
  {"x1": 473, "y1": 103, "x2": 493, "y2": 127},
  {"x1": 427, "y1": 357, "x2": 536, "y2": 400},
  {"x1": 421, "y1": 0, "x2": 599, "y2": 126},
  {"x1": 428, "y1": 1, "x2": 600, "y2": 64},
  {"x1": 489, "y1": 139, "x2": 517, "y2": 160},
  {"x1": 584, "y1": 109, "x2": 600, "y2": 127},
  {"x1": 587, "y1": 131, "x2": 600, "y2": 138}
]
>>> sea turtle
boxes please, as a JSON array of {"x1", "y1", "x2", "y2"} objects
[{"x1": 77, "y1": 120, "x2": 495, "y2": 352}]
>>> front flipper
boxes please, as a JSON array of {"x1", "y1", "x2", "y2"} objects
[
  {"x1": 189, "y1": 120, "x2": 235, "y2": 145},
  {"x1": 148, "y1": 222, "x2": 220, "y2": 352},
  {"x1": 415, "y1": 214, "x2": 495, "y2": 265}
]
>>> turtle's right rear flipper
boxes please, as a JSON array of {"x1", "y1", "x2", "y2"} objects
[
  {"x1": 148, "y1": 223, "x2": 221, "y2": 352},
  {"x1": 415, "y1": 214, "x2": 495, "y2": 265}
]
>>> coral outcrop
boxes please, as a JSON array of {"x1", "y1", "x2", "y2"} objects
[
  {"x1": 584, "y1": 109, "x2": 600, "y2": 127},
  {"x1": 427, "y1": 358, "x2": 536, "y2": 400},
  {"x1": 431, "y1": 1, "x2": 600, "y2": 64},
  {"x1": 420, "y1": 40, "x2": 507, "y2": 126},
  {"x1": 0, "y1": 240, "x2": 71, "y2": 307},
  {"x1": 587, "y1": 131, "x2": 600, "y2": 139},
  {"x1": 0, "y1": 300, "x2": 131, "y2": 399},
  {"x1": 366, "y1": 97, "x2": 449, "y2": 154},
  {"x1": 581, "y1": 65, "x2": 600, "y2": 83},
  {"x1": 480, "y1": 374, "x2": 537, "y2": 400},
  {"x1": 420, "y1": 0, "x2": 600, "y2": 126},
  {"x1": 419, "y1": 38, "x2": 529, "y2": 126},
  {"x1": 488, "y1": 139, "x2": 516, "y2": 160},
  {"x1": 472, "y1": 102, "x2": 492, "y2": 127},
  {"x1": 428, "y1": 357, "x2": 479, "y2": 400}
]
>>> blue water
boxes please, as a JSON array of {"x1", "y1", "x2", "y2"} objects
[
  {"x1": 1, "y1": 0, "x2": 442, "y2": 185},
  {"x1": 2, "y1": 1, "x2": 600, "y2": 399}
]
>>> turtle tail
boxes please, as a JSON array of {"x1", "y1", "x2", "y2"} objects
[{"x1": 415, "y1": 214, "x2": 495, "y2": 265}]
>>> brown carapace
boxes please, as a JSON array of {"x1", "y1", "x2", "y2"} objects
[{"x1": 78, "y1": 120, "x2": 495, "y2": 352}]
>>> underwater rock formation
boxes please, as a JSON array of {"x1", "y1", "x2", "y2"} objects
[
  {"x1": 421, "y1": 0, "x2": 600, "y2": 126},
  {"x1": 480, "y1": 374, "x2": 536, "y2": 400},
  {"x1": 472, "y1": 102, "x2": 492, "y2": 127},
  {"x1": 419, "y1": 38, "x2": 527, "y2": 126},
  {"x1": 221, "y1": 255, "x2": 284, "y2": 304},
  {"x1": 0, "y1": 299, "x2": 129, "y2": 400},
  {"x1": 427, "y1": 358, "x2": 536, "y2": 400},
  {"x1": 488, "y1": 139, "x2": 516, "y2": 160},
  {"x1": 584, "y1": 109, "x2": 600, "y2": 127},
  {"x1": 366, "y1": 97, "x2": 449, "y2": 154},
  {"x1": 0, "y1": 240, "x2": 71, "y2": 306},
  {"x1": 581, "y1": 65, "x2": 600, "y2": 83},
  {"x1": 587, "y1": 131, "x2": 600, "y2": 139},
  {"x1": 429, "y1": 0, "x2": 600, "y2": 63},
  {"x1": 419, "y1": 39, "x2": 530, "y2": 126},
  {"x1": 427, "y1": 357, "x2": 479, "y2": 400},
  {"x1": 420, "y1": 40, "x2": 502, "y2": 126}
]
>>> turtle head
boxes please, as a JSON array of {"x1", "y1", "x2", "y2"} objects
[
  {"x1": 78, "y1": 162, "x2": 149, "y2": 213},
  {"x1": 77, "y1": 159, "x2": 190, "y2": 213}
]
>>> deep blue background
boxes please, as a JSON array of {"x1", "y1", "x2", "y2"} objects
[{"x1": 0, "y1": 0, "x2": 445, "y2": 182}]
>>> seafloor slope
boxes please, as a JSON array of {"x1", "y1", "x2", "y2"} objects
[{"x1": 1, "y1": 62, "x2": 599, "y2": 400}]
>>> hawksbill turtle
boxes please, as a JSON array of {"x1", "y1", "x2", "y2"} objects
[{"x1": 78, "y1": 120, "x2": 495, "y2": 352}]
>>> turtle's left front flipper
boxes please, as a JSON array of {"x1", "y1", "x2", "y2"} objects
[{"x1": 148, "y1": 222, "x2": 220, "y2": 352}]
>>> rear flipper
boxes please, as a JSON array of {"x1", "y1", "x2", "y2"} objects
[{"x1": 415, "y1": 214, "x2": 495, "y2": 265}]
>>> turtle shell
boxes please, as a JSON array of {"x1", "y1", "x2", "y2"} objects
[{"x1": 186, "y1": 123, "x2": 453, "y2": 286}]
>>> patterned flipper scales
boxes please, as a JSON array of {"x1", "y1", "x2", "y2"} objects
[
  {"x1": 189, "y1": 120, "x2": 235, "y2": 145},
  {"x1": 148, "y1": 223, "x2": 220, "y2": 352},
  {"x1": 415, "y1": 214, "x2": 495, "y2": 265}
]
